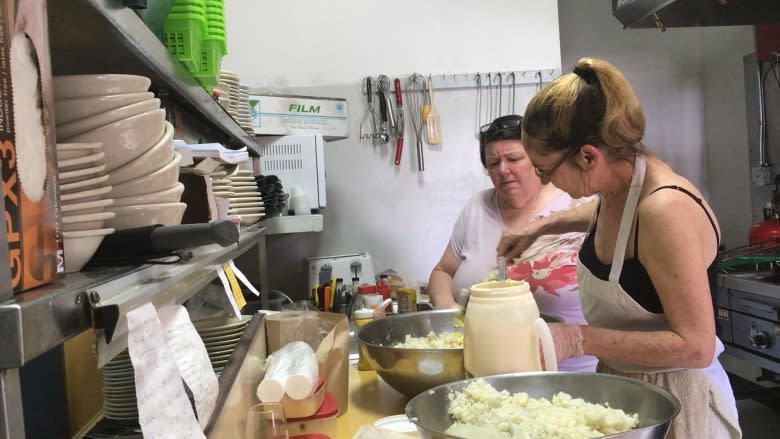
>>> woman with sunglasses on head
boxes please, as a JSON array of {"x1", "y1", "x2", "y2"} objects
[
  {"x1": 427, "y1": 114, "x2": 597, "y2": 372},
  {"x1": 497, "y1": 58, "x2": 741, "y2": 438}
]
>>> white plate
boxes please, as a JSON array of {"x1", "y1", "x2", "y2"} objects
[
  {"x1": 232, "y1": 186, "x2": 258, "y2": 193},
  {"x1": 239, "y1": 213, "x2": 263, "y2": 225},
  {"x1": 374, "y1": 415, "x2": 417, "y2": 433},
  {"x1": 229, "y1": 207, "x2": 264, "y2": 215}
]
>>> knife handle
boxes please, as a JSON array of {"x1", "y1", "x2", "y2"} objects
[
  {"x1": 394, "y1": 78, "x2": 402, "y2": 105},
  {"x1": 150, "y1": 220, "x2": 238, "y2": 251},
  {"x1": 394, "y1": 137, "x2": 403, "y2": 165}
]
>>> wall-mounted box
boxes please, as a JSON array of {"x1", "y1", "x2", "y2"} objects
[{"x1": 248, "y1": 94, "x2": 348, "y2": 141}]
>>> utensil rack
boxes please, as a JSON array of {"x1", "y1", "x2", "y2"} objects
[{"x1": 391, "y1": 68, "x2": 562, "y2": 92}]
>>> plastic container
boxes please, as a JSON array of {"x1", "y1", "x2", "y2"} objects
[
  {"x1": 353, "y1": 308, "x2": 374, "y2": 371},
  {"x1": 163, "y1": 12, "x2": 206, "y2": 71},
  {"x1": 281, "y1": 374, "x2": 327, "y2": 418},
  {"x1": 286, "y1": 391, "x2": 338, "y2": 438}
]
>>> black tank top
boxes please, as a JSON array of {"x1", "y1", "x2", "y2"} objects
[{"x1": 578, "y1": 185, "x2": 720, "y2": 314}]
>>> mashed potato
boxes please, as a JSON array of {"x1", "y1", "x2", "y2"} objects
[
  {"x1": 393, "y1": 331, "x2": 463, "y2": 349},
  {"x1": 445, "y1": 379, "x2": 639, "y2": 439}
]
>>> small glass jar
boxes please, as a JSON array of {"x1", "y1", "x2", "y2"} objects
[{"x1": 353, "y1": 308, "x2": 374, "y2": 371}]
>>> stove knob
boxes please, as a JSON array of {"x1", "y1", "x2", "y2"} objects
[{"x1": 749, "y1": 324, "x2": 772, "y2": 349}]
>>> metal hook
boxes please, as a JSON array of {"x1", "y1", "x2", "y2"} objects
[
  {"x1": 496, "y1": 72, "x2": 503, "y2": 117},
  {"x1": 507, "y1": 72, "x2": 516, "y2": 115},
  {"x1": 486, "y1": 72, "x2": 493, "y2": 122},
  {"x1": 536, "y1": 71, "x2": 543, "y2": 91}
]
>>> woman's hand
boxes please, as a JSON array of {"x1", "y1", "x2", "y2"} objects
[
  {"x1": 540, "y1": 323, "x2": 585, "y2": 369},
  {"x1": 497, "y1": 225, "x2": 541, "y2": 260}
]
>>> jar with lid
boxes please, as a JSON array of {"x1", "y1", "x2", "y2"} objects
[
  {"x1": 396, "y1": 287, "x2": 417, "y2": 313},
  {"x1": 353, "y1": 308, "x2": 374, "y2": 370},
  {"x1": 357, "y1": 284, "x2": 382, "y2": 309},
  {"x1": 463, "y1": 280, "x2": 556, "y2": 377}
]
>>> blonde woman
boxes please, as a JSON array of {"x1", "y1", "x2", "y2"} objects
[{"x1": 498, "y1": 58, "x2": 740, "y2": 438}]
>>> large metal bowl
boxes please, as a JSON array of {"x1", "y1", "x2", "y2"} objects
[
  {"x1": 355, "y1": 309, "x2": 562, "y2": 399},
  {"x1": 405, "y1": 372, "x2": 681, "y2": 439},
  {"x1": 356, "y1": 309, "x2": 464, "y2": 399}
]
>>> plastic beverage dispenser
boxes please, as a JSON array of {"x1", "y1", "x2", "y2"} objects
[{"x1": 463, "y1": 280, "x2": 557, "y2": 377}]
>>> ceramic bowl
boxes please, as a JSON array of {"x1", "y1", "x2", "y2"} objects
[
  {"x1": 59, "y1": 174, "x2": 110, "y2": 193},
  {"x1": 53, "y1": 74, "x2": 151, "y2": 99},
  {"x1": 107, "y1": 121, "x2": 174, "y2": 185},
  {"x1": 57, "y1": 151, "x2": 105, "y2": 171},
  {"x1": 60, "y1": 185, "x2": 112, "y2": 203},
  {"x1": 58, "y1": 164, "x2": 107, "y2": 184},
  {"x1": 61, "y1": 198, "x2": 114, "y2": 215},
  {"x1": 55, "y1": 98, "x2": 161, "y2": 139},
  {"x1": 111, "y1": 182, "x2": 184, "y2": 207},
  {"x1": 56, "y1": 142, "x2": 103, "y2": 160},
  {"x1": 62, "y1": 108, "x2": 166, "y2": 171},
  {"x1": 54, "y1": 91, "x2": 155, "y2": 125},
  {"x1": 62, "y1": 211, "x2": 116, "y2": 232},
  {"x1": 105, "y1": 202, "x2": 187, "y2": 231},
  {"x1": 63, "y1": 227, "x2": 115, "y2": 273},
  {"x1": 108, "y1": 152, "x2": 181, "y2": 198}
]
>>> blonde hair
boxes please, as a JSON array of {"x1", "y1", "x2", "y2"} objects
[{"x1": 522, "y1": 57, "x2": 646, "y2": 162}]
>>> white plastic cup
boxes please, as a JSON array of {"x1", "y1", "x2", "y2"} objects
[{"x1": 290, "y1": 186, "x2": 310, "y2": 216}]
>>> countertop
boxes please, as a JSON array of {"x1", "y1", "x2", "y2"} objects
[{"x1": 335, "y1": 364, "x2": 410, "y2": 438}]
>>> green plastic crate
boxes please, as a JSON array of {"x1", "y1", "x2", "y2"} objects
[{"x1": 163, "y1": 13, "x2": 206, "y2": 71}]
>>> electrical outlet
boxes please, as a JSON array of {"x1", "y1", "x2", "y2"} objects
[{"x1": 752, "y1": 165, "x2": 774, "y2": 186}]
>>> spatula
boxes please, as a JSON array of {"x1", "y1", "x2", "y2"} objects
[{"x1": 425, "y1": 76, "x2": 442, "y2": 145}]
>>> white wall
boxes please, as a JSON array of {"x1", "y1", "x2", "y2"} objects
[
  {"x1": 224, "y1": 0, "x2": 563, "y2": 296},
  {"x1": 557, "y1": 0, "x2": 754, "y2": 250}
]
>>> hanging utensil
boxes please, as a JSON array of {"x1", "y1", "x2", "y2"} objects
[
  {"x1": 376, "y1": 75, "x2": 393, "y2": 144},
  {"x1": 377, "y1": 88, "x2": 390, "y2": 144},
  {"x1": 475, "y1": 73, "x2": 482, "y2": 139},
  {"x1": 496, "y1": 72, "x2": 503, "y2": 118},
  {"x1": 405, "y1": 73, "x2": 426, "y2": 171},
  {"x1": 508, "y1": 72, "x2": 516, "y2": 115},
  {"x1": 425, "y1": 76, "x2": 442, "y2": 145},
  {"x1": 359, "y1": 76, "x2": 379, "y2": 142},
  {"x1": 393, "y1": 78, "x2": 405, "y2": 166}
]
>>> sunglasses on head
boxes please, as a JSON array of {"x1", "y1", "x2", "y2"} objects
[{"x1": 480, "y1": 115, "x2": 522, "y2": 134}]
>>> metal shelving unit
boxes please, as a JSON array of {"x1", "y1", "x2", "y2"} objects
[
  {"x1": 0, "y1": 226, "x2": 270, "y2": 437},
  {"x1": 0, "y1": 1, "x2": 275, "y2": 436},
  {"x1": 46, "y1": 0, "x2": 260, "y2": 154}
]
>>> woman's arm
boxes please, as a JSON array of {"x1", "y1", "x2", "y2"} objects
[
  {"x1": 498, "y1": 199, "x2": 597, "y2": 259},
  {"x1": 428, "y1": 244, "x2": 461, "y2": 309},
  {"x1": 571, "y1": 190, "x2": 718, "y2": 368}
]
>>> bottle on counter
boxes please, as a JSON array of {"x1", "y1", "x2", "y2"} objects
[
  {"x1": 353, "y1": 308, "x2": 374, "y2": 371},
  {"x1": 396, "y1": 287, "x2": 417, "y2": 314},
  {"x1": 376, "y1": 275, "x2": 393, "y2": 314}
]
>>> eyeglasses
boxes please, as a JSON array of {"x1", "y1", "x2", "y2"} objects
[
  {"x1": 533, "y1": 146, "x2": 580, "y2": 183},
  {"x1": 480, "y1": 115, "x2": 522, "y2": 134}
]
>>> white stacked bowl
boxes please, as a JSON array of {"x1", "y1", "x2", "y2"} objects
[
  {"x1": 211, "y1": 169, "x2": 264, "y2": 226},
  {"x1": 56, "y1": 142, "x2": 115, "y2": 273},
  {"x1": 53, "y1": 74, "x2": 186, "y2": 233}
]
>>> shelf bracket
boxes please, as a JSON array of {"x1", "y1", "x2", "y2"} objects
[{"x1": 89, "y1": 290, "x2": 120, "y2": 344}]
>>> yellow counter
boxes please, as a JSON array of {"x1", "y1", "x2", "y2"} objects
[{"x1": 335, "y1": 364, "x2": 409, "y2": 438}]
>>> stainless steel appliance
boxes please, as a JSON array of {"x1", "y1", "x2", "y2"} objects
[{"x1": 717, "y1": 272, "x2": 780, "y2": 374}]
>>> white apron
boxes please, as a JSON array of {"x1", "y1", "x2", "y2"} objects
[{"x1": 576, "y1": 155, "x2": 741, "y2": 439}]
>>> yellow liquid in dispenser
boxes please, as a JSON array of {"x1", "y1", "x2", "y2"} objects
[{"x1": 353, "y1": 309, "x2": 374, "y2": 371}]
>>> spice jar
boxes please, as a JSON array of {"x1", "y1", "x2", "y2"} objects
[
  {"x1": 396, "y1": 287, "x2": 417, "y2": 313},
  {"x1": 353, "y1": 308, "x2": 374, "y2": 371}
]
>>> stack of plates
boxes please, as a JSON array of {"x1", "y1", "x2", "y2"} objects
[
  {"x1": 238, "y1": 85, "x2": 253, "y2": 134},
  {"x1": 215, "y1": 70, "x2": 240, "y2": 120},
  {"x1": 193, "y1": 315, "x2": 252, "y2": 375},
  {"x1": 102, "y1": 350, "x2": 138, "y2": 421},
  {"x1": 212, "y1": 169, "x2": 265, "y2": 225}
]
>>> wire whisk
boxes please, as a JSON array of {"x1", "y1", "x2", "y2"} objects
[{"x1": 405, "y1": 73, "x2": 426, "y2": 171}]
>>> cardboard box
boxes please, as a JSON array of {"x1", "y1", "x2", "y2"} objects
[
  {"x1": 0, "y1": 0, "x2": 63, "y2": 295},
  {"x1": 248, "y1": 94, "x2": 349, "y2": 141}
]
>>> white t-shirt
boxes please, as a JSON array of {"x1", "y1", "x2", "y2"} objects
[{"x1": 448, "y1": 188, "x2": 597, "y2": 372}]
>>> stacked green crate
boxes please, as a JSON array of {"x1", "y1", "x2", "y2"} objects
[
  {"x1": 194, "y1": 0, "x2": 227, "y2": 89},
  {"x1": 163, "y1": 0, "x2": 206, "y2": 72}
]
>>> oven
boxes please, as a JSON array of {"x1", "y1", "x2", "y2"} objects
[{"x1": 717, "y1": 273, "x2": 780, "y2": 375}]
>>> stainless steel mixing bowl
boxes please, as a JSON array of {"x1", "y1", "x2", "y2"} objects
[
  {"x1": 355, "y1": 309, "x2": 464, "y2": 399},
  {"x1": 355, "y1": 309, "x2": 562, "y2": 399},
  {"x1": 405, "y1": 372, "x2": 681, "y2": 439}
]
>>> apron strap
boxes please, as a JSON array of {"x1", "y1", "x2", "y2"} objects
[{"x1": 609, "y1": 155, "x2": 646, "y2": 282}]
